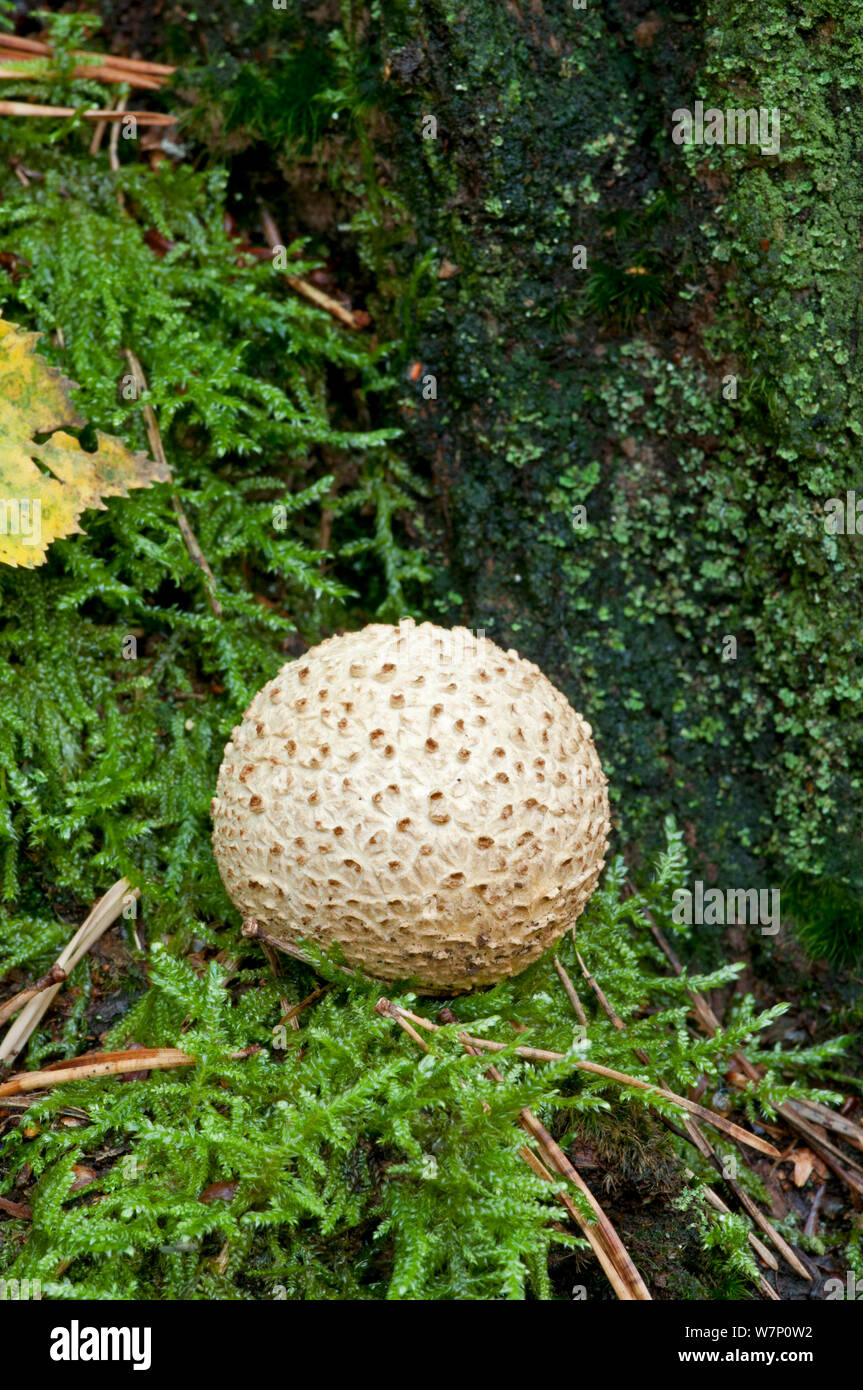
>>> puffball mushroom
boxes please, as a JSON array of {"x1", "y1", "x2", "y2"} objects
[{"x1": 211, "y1": 620, "x2": 610, "y2": 993}]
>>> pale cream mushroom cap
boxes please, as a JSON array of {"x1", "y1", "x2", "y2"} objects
[{"x1": 211, "y1": 619, "x2": 610, "y2": 993}]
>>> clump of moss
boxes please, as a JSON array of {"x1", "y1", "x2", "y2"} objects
[{"x1": 1, "y1": 830, "x2": 849, "y2": 1299}]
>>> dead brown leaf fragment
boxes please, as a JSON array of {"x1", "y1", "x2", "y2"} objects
[
  {"x1": 199, "y1": 1180, "x2": 239, "y2": 1205},
  {"x1": 0, "y1": 316, "x2": 170, "y2": 567},
  {"x1": 0, "y1": 1195, "x2": 32, "y2": 1219}
]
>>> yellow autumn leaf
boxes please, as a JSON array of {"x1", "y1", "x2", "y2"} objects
[{"x1": 0, "y1": 316, "x2": 170, "y2": 567}]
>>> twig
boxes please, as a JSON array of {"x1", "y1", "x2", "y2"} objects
[
  {"x1": 553, "y1": 954, "x2": 587, "y2": 1025},
  {"x1": 0, "y1": 101, "x2": 175, "y2": 124},
  {"x1": 0, "y1": 966, "x2": 67, "y2": 1027},
  {"x1": 280, "y1": 984, "x2": 333, "y2": 1025},
  {"x1": 0, "y1": 879, "x2": 137, "y2": 1068},
  {"x1": 575, "y1": 948, "x2": 626, "y2": 1030},
  {"x1": 0, "y1": 1045, "x2": 256, "y2": 1097},
  {"x1": 390, "y1": 1005, "x2": 779, "y2": 1157},
  {"x1": 259, "y1": 206, "x2": 361, "y2": 330},
  {"x1": 0, "y1": 34, "x2": 175, "y2": 76},
  {"x1": 122, "y1": 349, "x2": 222, "y2": 618}
]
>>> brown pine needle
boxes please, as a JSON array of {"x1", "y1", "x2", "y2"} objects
[
  {"x1": 0, "y1": 879, "x2": 137, "y2": 1068},
  {"x1": 241, "y1": 918, "x2": 314, "y2": 966},
  {"x1": 258, "y1": 206, "x2": 362, "y2": 330},
  {"x1": 0, "y1": 966, "x2": 67, "y2": 1027},
  {"x1": 575, "y1": 948, "x2": 626, "y2": 1030},
  {"x1": 285, "y1": 275, "x2": 359, "y2": 329},
  {"x1": 241, "y1": 918, "x2": 371, "y2": 982},
  {"x1": 0, "y1": 101, "x2": 175, "y2": 123},
  {"x1": 683, "y1": 1116, "x2": 810, "y2": 1280},
  {"x1": 553, "y1": 954, "x2": 587, "y2": 1025},
  {"x1": 0, "y1": 58, "x2": 162, "y2": 89},
  {"x1": 108, "y1": 94, "x2": 127, "y2": 179},
  {"x1": 389, "y1": 1003, "x2": 779, "y2": 1156},
  {"x1": 517, "y1": 1106, "x2": 651, "y2": 1299},
  {"x1": 280, "y1": 984, "x2": 333, "y2": 1025},
  {"x1": 787, "y1": 1097, "x2": 863, "y2": 1152},
  {"x1": 702, "y1": 1184, "x2": 778, "y2": 1270},
  {"x1": 122, "y1": 350, "x2": 222, "y2": 619},
  {"x1": 560, "y1": 940, "x2": 802, "y2": 1284},
  {"x1": 0, "y1": 1045, "x2": 256, "y2": 1097},
  {"x1": 463, "y1": 1028, "x2": 650, "y2": 1298},
  {"x1": 0, "y1": 1048, "x2": 195, "y2": 1095},
  {"x1": 378, "y1": 998, "x2": 430, "y2": 1053},
  {"x1": 0, "y1": 33, "x2": 175, "y2": 77},
  {"x1": 700, "y1": 1182, "x2": 781, "y2": 1298},
  {"x1": 88, "y1": 107, "x2": 108, "y2": 155}
]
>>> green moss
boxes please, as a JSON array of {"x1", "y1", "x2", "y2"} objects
[
  {"x1": 1, "y1": 834, "x2": 848, "y2": 1299},
  {"x1": 0, "y1": 50, "x2": 425, "y2": 928}
]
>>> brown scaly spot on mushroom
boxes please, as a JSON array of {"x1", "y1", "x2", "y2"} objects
[{"x1": 211, "y1": 620, "x2": 609, "y2": 993}]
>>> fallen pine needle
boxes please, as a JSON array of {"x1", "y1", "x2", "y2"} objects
[
  {"x1": 0, "y1": 1048, "x2": 195, "y2": 1095},
  {"x1": 0, "y1": 879, "x2": 137, "y2": 1068},
  {"x1": 377, "y1": 997, "x2": 651, "y2": 1299},
  {"x1": 0, "y1": 58, "x2": 162, "y2": 89},
  {"x1": 0, "y1": 33, "x2": 175, "y2": 76},
  {"x1": 0, "y1": 1045, "x2": 257, "y2": 1097},
  {"x1": 631, "y1": 887, "x2": 863, "y2": 1199},
  {"x1": 702, "y1": 1183, "x2": 778, "y2": 1270},
  {"x1": 0, "y1": 966, "x2": 67, "y2": 1027},
  {"x1": 553, "y1": 954, "x2": 587, "y2": 1025},
  {"x1": 559, "y1": 945, "x2": 803, "y2": 1285},
  {"x1": 575, "y1": 947, "x2": 626, "y2": 1030},
  {"x1": 284, "y1": 275, "x2": 360, "y2": 329},
  {"x1": 259, "y1": 205, "x2": 362, "y2": 330},
  {"x1": 388, "y1": 1002, "x2": 780, "y2": 1158},
  {"x1": 123, "y1": 349, "x2": 222, "y2": 619},
  {"x1": 682, "y1": 1114, "x2": 810, "y2": 1281},
  {"x1": 280, "y1": 984, "x2": 333, "y2": 1025},
  {"x1": 0, "y1": 101, "x2": 175, "y2": 124}
]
